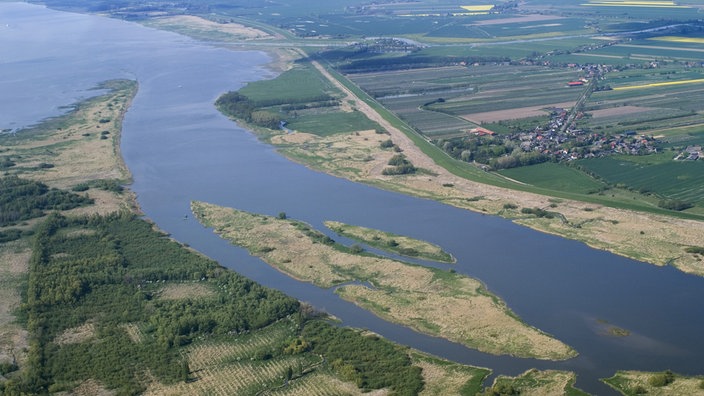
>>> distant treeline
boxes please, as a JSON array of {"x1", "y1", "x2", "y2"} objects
[{"x1": 319, "y1": 51, "x2": 510, "y2": 73}]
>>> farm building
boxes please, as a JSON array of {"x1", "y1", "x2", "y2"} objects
[
  {"x1": 567, "y1": 81, "x2": 584, "y2": 87},
  {"x1": 467, "y1": 127, "x2": 496, "y2": 136}
]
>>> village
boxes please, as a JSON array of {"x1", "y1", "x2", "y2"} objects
[{"x1": 465, "y1": 105, "x2": 662, "y2": 168}]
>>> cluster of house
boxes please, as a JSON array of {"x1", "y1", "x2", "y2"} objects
[
  {"x1": 675, "y1": 145, "x2": 703, "y2": 161},
  {"x1": 469, "y1": 108, "x2": 661, "y2": 161},
  {"x1": 517, "y1": 128, "x2": 658, "y2": 160}
]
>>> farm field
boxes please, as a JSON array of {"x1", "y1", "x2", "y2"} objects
[
  {"x1": 286, "y1": 111, "x2": 382, "y2": 137},
  {"x1": 580, "y1": 65, "x2": 704, "y2": 136},
  {"x1": 239, "y1": 62, "x2": 340, "y2": 106},
  {"x1": 576, "y1": 156, "x2": 704, "y2": 207},
  {"x1": 498, "y1": 163, "x2": 606, "y2": 195},
  {"x1": 348, "y1": 64, "x2": 584, "y2": 139}
]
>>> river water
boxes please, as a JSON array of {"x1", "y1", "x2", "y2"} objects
[{"x1": 2, "y1": 3, "x2": 704, "y2": 394}]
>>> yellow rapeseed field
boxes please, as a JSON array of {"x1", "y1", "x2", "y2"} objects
[
  {"x1": 614, "y1": 78, "x2": 704, "y2": 90},
  {"x1": 582, "y1": 0, "x2": 690, "y2": 7},
  {"x1": 650, "y1": 36, "x2": 704, "y2": 44}
]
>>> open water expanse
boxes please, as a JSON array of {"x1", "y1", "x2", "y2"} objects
[{"x1": 2, "y1": 3, "x2": 704, "y2": 393}]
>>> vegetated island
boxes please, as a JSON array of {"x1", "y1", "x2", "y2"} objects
[
  {"x1": 191, "y1": 200, "x2": 577, "y2": 361},
  {"x1": 603, "y1": 370, "x2": 704, "y2": 396},
  {"x1": 324, "y1": 220, "x2": 455, "y2": 263},
  {"x1": 0, "y1": 80, "x2": 497, "y2": 396}
]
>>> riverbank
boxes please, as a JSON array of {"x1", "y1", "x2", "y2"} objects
[
  {"x1": 0, "y1": 79, "x2": 138, "y2": 378},
  {"x1": 228, "y1": 56, "x2": 704, "y2": 277},
  {"x1": 192, "y1": 201, "x2": 577, "y2": 361}
]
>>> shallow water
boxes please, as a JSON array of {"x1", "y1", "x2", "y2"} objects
[{"x1": 2, "y1": 3, "x2": 704, "y2": 393}]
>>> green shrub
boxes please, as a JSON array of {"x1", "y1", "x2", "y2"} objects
[
  {"x1": 658, "y1": 199, "x2": 693, "y2": 211},
  {"x1": 380, "y1": 139, "x2": 394, "y2": 149},
  {"x1": 648, "y1": 370, "x2": 675, "y2": 387},
  {"x1": 685, "y1": 246, "x2": 704, "y2": 254}
]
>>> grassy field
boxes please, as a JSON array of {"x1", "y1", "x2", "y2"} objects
[
  {"x1": 239, "y1": 62, "x2": 340, "y2": 105},
  {"x1": 324, "y1": 220, "x2": 455, "y2": 263},
  {"x1": 347, "y1": 64, "x2": 583, "y2": 139},
  {"x1": 498, "y1": 163, "x2": 606, "y2": 195},
  {"x1": 410, "y1": 353, "x2": 490, "y2": 396},
  {"x1": 192, "y1": 201, "x2": 577, "y2": 360},
  {"x1": 576, "y1": 156, "x2": 704, "y2": 207},
  {"x1": 286, "y1": 111, "x2": 381, "y2": 136}
]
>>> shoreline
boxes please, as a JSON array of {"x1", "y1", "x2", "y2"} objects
[{"x1": 221, "y1": 51, "x2": 704, "y2": 277}]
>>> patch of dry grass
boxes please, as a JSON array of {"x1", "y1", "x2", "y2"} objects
[
  {"x1": 54, "y1": 322, "x2": 96, "y2": 346},
  {"x1": 0, "y1": 241, "x2": 30, "y2": 369},
  {"x1": 1, "y1": 79, "x2": 138, "y2": 213},
  {"x1": 143, "y1": 15, "x2": 277, "y2": 41},
  {"x1": 61, "y1": 379, "x2": 116, "y2": 396},
  {"x1": 411, "y1": 353, "x2": 489, "y2": 396},
  {"x1": 158, "y1": 282, "x2": 216, "y2": 301},
  {"x1": 191, "y1": 201, "x2": 576, "y2": 360}
]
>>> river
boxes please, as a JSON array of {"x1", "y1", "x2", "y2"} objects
[{"x1": 2, "y1": 3, "x2": 704, "y2": 394}]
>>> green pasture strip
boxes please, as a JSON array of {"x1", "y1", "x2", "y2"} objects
[
  {"x1": 576, "y1": 156, "x2": 704, "y2": 205},
  {"x1": 591, "y1": 45, "x2": 704, "y2": 62},
  {"x1": 324, "y1": 65, "x2": 704, "y2": 220},
  {"x1": 239, "y1": 63, "x2": 340, "y2": 105},
  {"x1": 499, "y1": 163, "x2": 605, "y2": 195},
  {"x1": 286, "y1": 111, "x2": 382, "y2": 136},
  {"x1": 657, "y1": 127, "x2": 704, "y2": 148}
]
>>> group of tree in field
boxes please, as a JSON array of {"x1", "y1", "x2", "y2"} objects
[
  {"x1": 215, "y1": 91, "x2": 283, "y2": 129},
  {"x1": 437, "y1": 136, "x2": 551, "y2": 170},
  {"x1": 382, "y1": 154, "x2": 417, "y2": 175},
  {"x1": 0, "y1": 176, "x2": 93, "y2": 228},
  {"x1": 1, "y1": 208, "x2": 426, "y2": 395}
]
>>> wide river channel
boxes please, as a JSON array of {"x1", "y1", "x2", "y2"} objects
[{"x1": 2, "y1": 3, "x2": 704, "y2": 394}]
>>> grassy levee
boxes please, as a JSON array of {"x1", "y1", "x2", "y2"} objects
[
  {"x1": 323, "y1": 65, "x2": 704, "y2": 221},
  {"x1": 192, "y1": 201, "x2": 577, "y2": 361}
]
